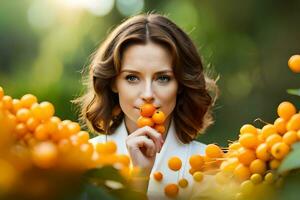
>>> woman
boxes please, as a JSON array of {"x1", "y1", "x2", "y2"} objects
[{"x1": 77, "y1": 13, "x2": 218, "y2": 199}]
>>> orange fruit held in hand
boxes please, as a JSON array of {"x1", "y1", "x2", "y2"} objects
[
  {"x1": 168, "y1": 156, "x2": 182, "y2": 171},
  {"x1": 137, "y1": 116, "x2": 154, "y2": 127},
  {"x1": 152, "y1": 110, "x2": 166, "y2": 124},
  {"x1": 154, "y1": 124, "x2": 165, "y2": 134},
  {"x1": 288, "y1": 55, "x2": 300, "y2": 73},
  {"x1": 140, "y1": 103, "x2": 156, "y2": 117}
]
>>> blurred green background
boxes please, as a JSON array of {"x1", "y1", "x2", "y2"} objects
[{"x1": 1, "y1": 0, "x2": 300, "y2": 146}]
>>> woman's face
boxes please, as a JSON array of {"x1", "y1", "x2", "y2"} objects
[{"x1": 112, "y1": 41, "x2": 179, "y2": 128}]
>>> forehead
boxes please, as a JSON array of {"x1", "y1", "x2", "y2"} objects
[{"x1": 121, "y1": 42, "x2": 173, "y2": 72}]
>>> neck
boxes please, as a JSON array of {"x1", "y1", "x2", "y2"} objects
[{"x1": 124, "y1": 114, "x2": 172, "y2": 141}]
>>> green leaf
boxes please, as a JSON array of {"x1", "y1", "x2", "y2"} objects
[
  {"x1": 83, "y1": 166, "x2": 126, "y2": 184},
  {"x1": 278, "y1": 142, "x2": 300, "y2": 173},
  {"x1": 287, "y1": 88, "x2": 300, "y2": 96}
]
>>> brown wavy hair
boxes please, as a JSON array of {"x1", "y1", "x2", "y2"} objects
[{"x1": 75, "y1": 13, "x2": 218, "y2": 144}]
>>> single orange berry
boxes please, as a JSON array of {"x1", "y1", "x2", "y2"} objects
[
  {"x1": 153, "y1": 171, "x2": 163, "y2": 181},
  {"x1": 287, "y1": 113, "x2": 300, "y2": 131},
  {"x1": 20, "y1": 94, "x2": 37, "y2": 108},
  {"x1": 137, "y1": 116, "x2": 154, "y2": 127},
  {"x1": 31, "y1": 142, "x2": 58, "y2": 169},
  {"x1": 154, "y1": 124, "x2": 165, "y2": 134},
  {"x1": 234, "y1": 163, "x2": 251, "y2": 182},
  {"x1": 152, "y1": 110, "x2": 166, "y2": 124},
  {"x1": 277, "y1": 101, "x2": 296, "y2": 121},
  {"x1": 282, "y1": 130, "x2": 298, "y2": 145},
  {"x1": 39, "y1": 101, "x2": 55, "y2": 120},
  {"x1": 2, "y1": 96, "x2": 13, "y2": 110},
  {"x1": 261, "y1": 124, "x2": 277, "y2": 139},
  {"x1": 16, "y1": 108, "x2": 32, "y2": 123},
  {"x1": 271, "y1": 142, "x2": 289, "y2": 160},
  {"x1": 140, "y1": 103, "x2": 156, "y2": 117},
  {"x1": 256, "y1": 143, "x2": 271, "y2": 161},
  {"x1": 269, "y1": 159, "x2": 281, "y2": 170},
  {"x1": 288, "y1": 55, "x2": 300, "y2": 73},
  {"x1": 240, "y1": 124, "x2": 257, "y2": 135},
  {"x1": 117, "y1": 154, "x2": 131, "y2": 167},
  {"x1": 178, "y1": 178, "x2": 188, "y2": 188},
  {"x1": 168, "y1": 156, "x2": 182, "y2": 171},
  {"x1": 274, "y1": 118, "x2": 287, "y2": 135},
  {"x1": 26, "y1": 117, "x2": 40, "y2": 132},
  {"x1": 164, "y1": 184, "x2": 179, "y2": 198},
  {"x1": 189, "y1": 155, "x2": 204, "y2": 170},
  {"x1": 237, "y1": 148, "x2": 256, "y2": 166},
  {"x1": 239, "y1": 133, "x2": 259, "y2": 149},
  {"x1": 105, "y1": 141, "x2": 117, "y2": 154},
  {"x1": 249, "y1": 159, "x2": 266, "y2": 175},
  {"x1": 205, "y1": 144, "x2": 223, "y2": 158},
  {"x1": 193, "y1": 171, "x2": 204, "y2": 182}
]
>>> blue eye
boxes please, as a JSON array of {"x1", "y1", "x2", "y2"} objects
[
  {"x1": 125, "y1": 75, "x2": 139, "y2": 82},
  {"x1": 157, "y1": 75, "x2": 171, "y2": 83}
]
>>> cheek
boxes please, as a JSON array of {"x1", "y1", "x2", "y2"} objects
[{"x1": 155, "y1": 82, "x2": 178, "y2": 112}]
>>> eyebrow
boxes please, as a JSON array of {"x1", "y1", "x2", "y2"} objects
[{"x1": 120, "y1": 69, "x2": 173, "y2": 74}]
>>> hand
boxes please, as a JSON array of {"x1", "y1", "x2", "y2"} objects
[{"x1": 126, "y1": 126, "x2": 164, "y2": 172}]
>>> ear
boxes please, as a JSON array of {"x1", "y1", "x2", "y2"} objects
[{"x1": 111, "y1": 81, "x2": 118, "y2": 93}]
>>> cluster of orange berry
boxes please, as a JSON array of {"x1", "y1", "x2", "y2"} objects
[
  {"x1": 212, "y1": 101, "x2": 300, "y2": 199},
  {"x1": 152, "y1": 144, "x2": 224, "y2": 198},
  {"x1": 136, "y1": 103, "x2": 166, "y2": 134},
  {"x1": 0, "y1": 86, "x2": 131, "y2": 194}
]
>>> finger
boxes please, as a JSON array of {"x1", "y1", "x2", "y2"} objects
[
  {"x1": 130, "y1": 126, "x2": 163, "y2": 152},
  {"x1": 127, "y1": 136, "x2": 156, "y2": 157}
]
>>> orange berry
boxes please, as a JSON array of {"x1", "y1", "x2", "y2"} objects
[
  {"x1": 26, "y1": 117, "x2": 39, "y2": 132},
  {"x1": 288, "y1": 55, "x2": 300, "y2": 73},
  {"x1": 249, "y1": 159, "x2": 266, "y2": 175},
  {"x1": 193, "y1": 171, "x2": 204, "y2": 182},
  {"x1": 220, "y1": 157, "x2": 239, "y2": 173},
  {"x1": 205, "y1": 144, "x2": 223, "y2": 158},
  {"x1": 189, "y1": 155, "x2": 204, "y2": 170},
  {"x1": 178, "y1": 178, "x2": 188, "y2": 188},
  {"x1": 137, "y1": 116, "x2": 154, "y2": 127},
  {"x1": 269, "y1": 159, "x2": 281, "y2": 170},
  {"x1": 105, "y1": 141, "x2": 117, "y2": 154},
  {"x1": 168, "y1": 156, "x2": 182, "y2": 171},
  {"x1": 228, "y1": 142, "x2": 242, "y2": 151},
  {"x1": 271, "y1": 142, "x2": 289, "y2": 160},
  {"x1": 15, "y1": 123, "x2": 28, "y2": 138},
  {"x1": 274, "y1": 118, "x2": 287, "y2": 135},
  {"x1": 164, "y1": 184, "x2": 179, "y2": 198},
  {"x1": 154, "y1": 124, "x2": 165, "y2": 134},
  {"x1": 67, "y1": 122, "x2": 81, "y2": 135},
  {"x1": 40, "y1": 101, "x2": 55, "y2": 120},
  {"x1": 282, "y1": 130, "x2": 298, "y2": 145},
  {"x1": 32, "y1": 142, "x2": 58, "y2": 169},
  {"x1": 34, "y1": 124, "x2": 49, "y2": 141},
  {"x1": 12, "y1": 99, "x2": 22, "y2": 114},
  {"x1": 57, "y1": 139, "x2": 71, "y2": 153},
  {"x1": 16, "y1": 108, "x2": 31, "y2": 123},
  {"x1": 234, "y1": 163, "x2": 251, "y2": 182},
  {"x1": 117, "y1": 154, "x2": 131, "y2": 166},
  {"x1": 237, "y1": 148, "x2": 256, "y2": 166},
  {"x1": 239, "y1": 133, "x2": 259, "y2": 149},
  {"x1": 140, "y1": 103, "x2": 156, "y2": 117},
  {"x1": 277, "y1": 101, "x2": 296, "y2": 121},
  {"x1": 2, "y1": 96, "x2": 13, "y2": 110},
  {"x1": 261, "y1": 124, "x2": 277, "y2": 139},
  {"x1": 77, "y1": 131, "x2": 90, "y2": 144},
  {"x1": 152, "y1": 110, "x2": 166, "y2": 124},
  {"x1": 266, "y1": 134, "x2": 282, "y2": 149},
  {"x1": 153, "y1": 171, "x2": 163, "y2": 181},
  {"x1": 256, "y1": 143, "x2": 271, "y2": 161},
  {"x1": 20, "y1": 94, "x2": 37, "y2": 108},
  {"x1": 287, "y1": 113, "x2": 300, "y2": 131},
  {"x1": 240, "y1": 124, "x2": 257, "y2": 135}
]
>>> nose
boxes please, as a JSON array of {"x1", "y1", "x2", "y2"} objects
[{"x1": 141, "y1": 80, "x2": 154, "y2": 103}]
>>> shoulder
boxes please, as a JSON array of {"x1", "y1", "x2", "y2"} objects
[
  {"x1": 89, "y1": 134, "x2": 106, "y2": 145},
  {"x1": 189, "y1": 140, "x2": 207, "y2": 156}
]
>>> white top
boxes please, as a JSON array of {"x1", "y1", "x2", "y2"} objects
[{"x1": 89, "y1": 118, "x2": 214, "y2": 199}]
